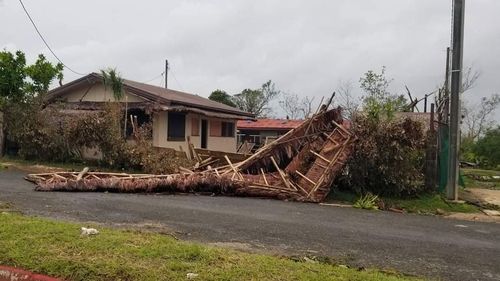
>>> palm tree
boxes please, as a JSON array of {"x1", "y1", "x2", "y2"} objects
[
  {"x1": 101, "y1": 68, "x2": 124, "y2": 101},
  {"x1": 101, "y1": 68, "x2": 127, "y2": 136}
]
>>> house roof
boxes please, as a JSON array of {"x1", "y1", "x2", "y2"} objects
[
  {"x1": 395, "y1": 112, "x2": 431, "y2": 129},
  {"x1": 46, "y1": 73, "x2": 254, "y2": 118},
  {"x1": 237, "y1": 118, "x2": 303, "y2": 131}
]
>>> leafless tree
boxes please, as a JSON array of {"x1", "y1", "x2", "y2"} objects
[
  {"x1": 300, "y1": 96, "x2": 315, "y2": 119},
  {"x1": 462, "y1": 93, "x2": 500, "y2": 140},
  {"x1": 336, "y1": 80, "x2": 360, "y2": 119},
  {"x1": 461, "y1": 66, "x2": 481, "y2": 93},
  {"x1": 279, "y1": 93, "x2": 316, "y2": 119},
  {"x1": 279, "y1": 92, "x2": 301, "y2": 119}
]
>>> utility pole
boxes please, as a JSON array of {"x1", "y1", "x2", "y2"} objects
[
  {"x1": 444, "y1": 47, "x2": 451, "y2": 124},
  {"x1": 165, "y1": 59, "x2": 169, "y2": 89},
  {"x1": 447, "y1": 0, "x2": 465, "y2": 201}
]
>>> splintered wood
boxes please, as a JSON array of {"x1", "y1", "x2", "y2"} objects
[{"x1": 27, "y1": 105, "x2": 354, "y2": 202}]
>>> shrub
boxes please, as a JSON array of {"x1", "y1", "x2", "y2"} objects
[
  {"x1": 126, "y1": 123, "x2": 193, "y2": 174},
  {"x1": 4, "y1": 100, "x2": 77, "y2": 162},
  {"x1": 5, "y1": 101, "x2": 192, "y2": 174},
  {"x1": 338, "y1": 114, "x2": 427, "y2": 197},
  {"x1": 353, "y1": 193, "x2": 379, "y2": 210}
]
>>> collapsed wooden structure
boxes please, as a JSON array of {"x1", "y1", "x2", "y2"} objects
[{"x1": 27, "y1": 103, "x2": 354, "y2": 203}]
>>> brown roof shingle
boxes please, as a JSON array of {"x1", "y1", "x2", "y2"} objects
[{"x1": 47, "y1": 73, "x2": 254, "y2": 118}]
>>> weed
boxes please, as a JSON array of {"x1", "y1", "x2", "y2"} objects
[{"x1": 353, "y1": 193, "x2": 379, "y2": 210}]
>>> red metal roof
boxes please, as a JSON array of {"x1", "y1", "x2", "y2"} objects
[{"x1": 237, "y1": 118, "x2": 303, "y2": 130}]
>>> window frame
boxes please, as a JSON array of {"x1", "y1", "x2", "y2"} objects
[
  {"x1": 167, "y1": 112, "x2": 186, "y2": 141},
  {"x1": 221, "y1": 121, "x2": 235, "y2": 137}
]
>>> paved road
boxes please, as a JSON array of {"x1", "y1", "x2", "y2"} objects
[{"x1": 1, "y1": 168, "x2": 499, "y2": 281}]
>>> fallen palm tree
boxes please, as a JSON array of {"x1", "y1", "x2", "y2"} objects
[{"x1": 27, "y1": 98, "x2": 354, "y2": 202}]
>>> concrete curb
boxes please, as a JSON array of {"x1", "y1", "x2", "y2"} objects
[{"x1": 0, "y1": 266, "x2": 62, "y2": 281}]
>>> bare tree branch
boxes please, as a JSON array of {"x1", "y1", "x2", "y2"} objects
[
  {"x1": 461, "y1": 66, "x2": 481, "y2": 93},
  {"x1": 462, "y1": 93, "x2": 500, "y2": 140},
  {"x1": 336, "y1": 80, "x2": 360, "y2": 119},
  {"x1": 279, "y1": 93, "x2": 316, "y2": 119}
]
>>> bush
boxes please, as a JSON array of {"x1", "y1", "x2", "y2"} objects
[
  {"x1": 5, "y1": 101, "x2": 192, "y2": 174},
  {"x1": 337, "y1": 114, "x2": 427, "y2": 197},
  {"x1": 126, "y1": 123, "x2": 193, "y2": 174},
  {"x1": 4, "y1": 100, "x2": 76, "y2": 161}
]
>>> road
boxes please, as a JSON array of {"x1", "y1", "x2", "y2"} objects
[{"x1": 1, "y1": 168, "x2": 499, "y2": 281}]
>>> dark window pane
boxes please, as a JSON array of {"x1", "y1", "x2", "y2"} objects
[
  {"x1": 221, "y1": 121, "x2": 234, "y2": 137},
  {"x1": 167, "y1": 112, "x2": 186, "y2": 141}
]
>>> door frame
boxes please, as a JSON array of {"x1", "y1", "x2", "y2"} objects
[{"x1": 201, "y1": 119, "x2": 208, "y2": 149}]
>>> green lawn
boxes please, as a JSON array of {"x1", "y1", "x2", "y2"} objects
[
  {"x1": 462, "y1": 168, "x2": 500, "y2": 190},
  {"x1": 0, "y1": 156, "x2": 136, "y2": 173},
  {"x1": 328, "y1": 190, "x2": 479, "y2": 215},
  {"x1": 382, "y1": 194, "x2": 479, "y2": 214},
  {"x1": 0, "y1": 213, "x2": 418, "y2": 281}
]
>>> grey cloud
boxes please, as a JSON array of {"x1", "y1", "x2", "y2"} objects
[{"x1": 1, "y1": 0, "x2": 499, "y2": 119}]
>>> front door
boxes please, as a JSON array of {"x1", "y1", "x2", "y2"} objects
[{"x1": 201, "y1": 119, "x2": 208, "y2": 149}]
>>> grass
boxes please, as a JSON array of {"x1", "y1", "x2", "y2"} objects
[
  {"x1": 328, "y1": 190, "x2": 479, "y2": 215},
  {"x1": 382, "y1": 194, "x2": 479, "y2": 214},
  {"x1": 462, "y1": 168, "x2": 500, "y2": 190},
  {"x1": 0, "y1": 213, "x2": 419, "y2": 281},
  {"x1": 462, "y1": 168, "x2": 500, "y2": 177},
  {"x1": 0, "y1": 155, "x2": 136, "y2": 173}
]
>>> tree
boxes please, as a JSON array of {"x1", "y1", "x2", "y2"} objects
[
  {"x1": 461, "y1": 66, "x2": 481, "y2": 93},
  {"x1": 279, "y1": 92, "x2": 315, "y2": 119},
  {"x1": 300, "y1": 96, "x2": 315, "y2": 119},
  {"x1": 336, "y1": 80, "x2": 360, "y2": 119},
  {"x1": 208, "y1": 89, "x2": 236, "y2": 107},
  {"x1": 233, "y1": 80, "x2": 280, "y2": 117},
  {"x1": 0, "y1": 50, "x2": 26, "y2": 103},
  {"x1": 25, "y1": 54, "x2": 63, "y2": 95},
  {"x1": 359, "y1": 66, "x2": 408, "y2": 120},
  {"x1": 473, "y1": 126, "x2": 500, "y2": 167},
  {"x1": 0, "y1": 50, "x2": 63, "y2": 105},
  {"x1": 462, "y1": 94, "x2": 500, "y2": 141}
]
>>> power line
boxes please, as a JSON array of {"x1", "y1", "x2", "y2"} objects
[
  {"x1": 170, "y1": 69, "x2": 183, "y2": 91},
  {"x1": 142, "y1": 71, "x2": 165, "y2": 84},
  {"x1": 18, "y1": 0, "x2": 85, "y2": 76}
]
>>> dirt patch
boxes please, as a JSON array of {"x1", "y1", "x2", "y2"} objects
[
  {"x1": 445, "y1": 212, "x2": 500, "y2": 223},
  {"x1": 0, "y1": 162, "x2": 65, "y2": 174},
  {"x1": 0, "y1": 265, "x2": 61, "y2": 281},
  {"x1": 467, "y1": 189, "x2": 500, "y2": 207}
]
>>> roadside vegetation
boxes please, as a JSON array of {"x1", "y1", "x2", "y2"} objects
[
  {"x1": 462, "y1": 168, "x2": 500, "y2": 190},
  {"x1": 0, "y1": 213, "x2": 419, "y2": 281},
  {"x1": 329, "y1": 190, "x2": 479, "y2": 215}
]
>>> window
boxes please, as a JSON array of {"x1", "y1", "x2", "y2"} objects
[
  {"x1": 191, "y1": 117, "x2": 200, "y2": 136},
  {"x1": 221, "y1": 121, "x2": 235, "y2": 137},
  {"x1": 210, "y1": 120, "x2": 221, "y2": 137},
  {"x1": 167, "y1": 112, "x2": 186, "y2": 141}
]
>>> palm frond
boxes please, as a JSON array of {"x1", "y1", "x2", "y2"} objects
[{"x1": 101, "y1": 68, "x2": 124, "y2": 101}]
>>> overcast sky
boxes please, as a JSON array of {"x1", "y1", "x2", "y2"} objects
[{"x1": 1, "y1": 0, "x2": 499, "y2": 118}]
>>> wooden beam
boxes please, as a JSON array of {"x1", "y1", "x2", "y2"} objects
[
  {"x1": 295, "y1": 170, "x2": 317, "y2": 186},
  {"x1": 310, "y1": 150, "x2": 331, "y2": 164},
  {"x1": 260, "y1": 168, "x2": 269, "y2": 185},
  {"x1": 270, "y1": 156, "x2": 294, "y2": 190},
  {"x1": 225, "y1": 155, "x2": 244, "y2": 180}
]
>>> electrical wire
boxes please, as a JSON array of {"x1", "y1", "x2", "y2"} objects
[
  {"x1": 170, "y1": 69, "x2": 183, "y2": 91},
  {"x1": 142, "y1": 71, "x2": 165, "y2": 84},
  {"x1": 18, "y1": 0, "x2": 85, "y2": 76}
]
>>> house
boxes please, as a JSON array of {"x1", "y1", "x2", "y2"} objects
[
  {"x1": 46, "y1": 73, "x2": 254, "y2": 155},
  {"x1": 395, "y1": 112, "x2": 432, "y2": 131},
  {"x1": 236, "y1": 118, "x2": 303, "y2": 148}
]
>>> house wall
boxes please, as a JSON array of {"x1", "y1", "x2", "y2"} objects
[
  {"x1": 58, "y1": 82, "x2": 239, "y2": 158},
  {"x1": 64, "y1": 83, "x2": 145, "y2": 102},
  {"x1": 152, "y1": 112, "x2": 237, "y2": 156}
]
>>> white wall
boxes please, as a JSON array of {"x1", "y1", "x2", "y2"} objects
[
  {"x1": 152, "y1": 112, "x2": 237, "y2": 156},
  {"x1": 64, "y1": 83, "x2": 145, "y2": 102}
]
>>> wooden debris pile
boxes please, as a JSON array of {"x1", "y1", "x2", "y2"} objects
[{"x1": 27, "y1": 100, "x2": 354, "y2": 202}]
